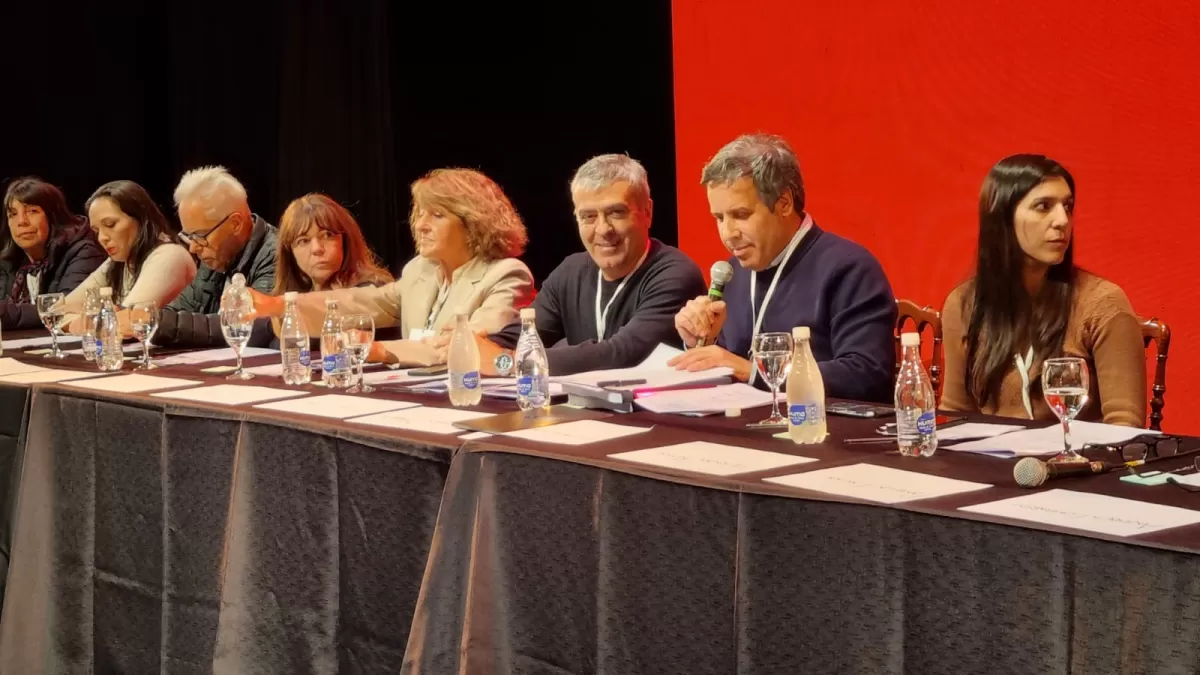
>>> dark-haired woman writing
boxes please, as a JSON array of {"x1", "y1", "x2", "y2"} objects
[
  {"x1": 62, "y1": 180, "x2": 196, "y2": 312},
  {"x1": 941, "y1": 154, "x2": 1146, "y2": 427},
  {"x1": 0, "y1": 177, "x2": 105, "y2": 328}
]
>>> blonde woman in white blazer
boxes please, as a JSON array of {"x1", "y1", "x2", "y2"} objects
[{"x1": 252, "y1": 168, "x2": 534, "y2": 366}]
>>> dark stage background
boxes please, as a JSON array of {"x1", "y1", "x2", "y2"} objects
[{"x1": 1, "y1": 0, "x2": 678, "y2": 285}]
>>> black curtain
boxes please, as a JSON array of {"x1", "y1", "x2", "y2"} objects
[{"x1": 0, "y1": 0, "x2": 676, "y2": 284}]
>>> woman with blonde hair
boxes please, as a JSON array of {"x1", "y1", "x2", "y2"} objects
[
  {"x1": 252, "y1": 168, "x2": 534, "y2": 366},
  {"x1": 272, "y1": 193, "x2": 392, "y2": 294}
]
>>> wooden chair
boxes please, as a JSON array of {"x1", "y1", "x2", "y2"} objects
[
  {"x1": 1141, "y1": 317, "x2": 1170, "y2": 431},
  {"x1": 895, "y1": 300, "x2": 943, "y2": 399}
]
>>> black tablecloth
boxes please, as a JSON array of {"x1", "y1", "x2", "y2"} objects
[
  {"x1": 0, "y1": 381, "x2": 457, "y2": 675},
  {"x1": 404, "y1": 417, "x2": 1200, "y2": 675},
  {"x1": 0, "y1": 384, "x2": 29, "y2": 615}
]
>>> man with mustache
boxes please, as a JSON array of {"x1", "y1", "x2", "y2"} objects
[
  {"x1": 670, "y1": 133, "x2": 896, "y2": 402},
  {"x1": 469, "y1": 153, "x2": 706, "y2": 376}
]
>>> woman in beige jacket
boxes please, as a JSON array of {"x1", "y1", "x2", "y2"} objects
[{"x1": 253, "y1": 168, "x2": 534, "y2": 366}]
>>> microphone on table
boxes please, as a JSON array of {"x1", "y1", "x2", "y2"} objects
[
  {"x1": 1013, "y1": 456, "x2": 1127, "y2": 488},
  {"x1": 695, "y1": 261, "x2": 734, "y2": 348}
]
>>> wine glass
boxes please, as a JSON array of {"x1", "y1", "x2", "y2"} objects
[
  {"x1": 219, "y1": 306, "x2": 255, "y2": 380},
  {"x1": 35, "y1": 293, "x2": 66, "y2": 358},
  {"x1": 748, "y1": 332, "x2": 793, "y2": 428},
  {"x1": 128, "y1": 301, "x2": 159, "y2": 369},
  {"x1": 341, "y1": 314, "x2": 375, "y2": 394},
  {"x1": 1042, "y1": 357, "x2": 1090, "y2": 464}
]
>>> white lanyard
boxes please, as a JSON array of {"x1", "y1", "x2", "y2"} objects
[
  {"x1": 425, "y1": 282, "x2": 451, "y2": 331},
  {"x1": 747, "y1": 216, "x2": 811, "y2": 384},
  {"x1": 594, "y1": 247, "x2": 650, "y2": 341},
  {"x1": 1014, "y1": 347, "x2": 1035, "y2": 419}
]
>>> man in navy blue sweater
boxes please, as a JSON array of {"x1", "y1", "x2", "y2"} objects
[{"x1": 670, "y1": 133, "x2": 897, "y2": 402}]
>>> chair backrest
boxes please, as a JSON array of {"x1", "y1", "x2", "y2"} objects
[
  {"x1": 1141, "y1": 317, "x2": 1170, "y2": 431},
  {"x1": 895, "y1": 299, "x2": 943, "y2": 400}
]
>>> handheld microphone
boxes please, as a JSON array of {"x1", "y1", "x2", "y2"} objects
[
  {"x1": 696, "y1": 261, "x2": 734, "y2": 348},
  {"x1": 1013, "y1": 456, "x2": 1123, "y2": 488}
]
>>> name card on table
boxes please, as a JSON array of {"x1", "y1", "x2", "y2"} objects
[
  {"x1": 610, "y1": 441, "x2": 815, "y2": 477},
  {"x1": 958, "y1": 489, "x2": 1200, "y2": 537},
  {"x1": 0, "y1": 369, "x2": 110, "y2": 384},
  {"x1": 349, "y1": 406, "x2": 495, "y2": 436},
  {"x1": 154, "y1": 347, "x2": 279, "y2": 367},
  {"x1": 500, "y1": 420, "x2": 652, "y2": 446},
  {"x1": 254, "y1": 394, "x2": 418, "y2": 420},
  {"x1": 0, "y1": 357, "x2": 46, "y2": 377},
  {"x1": 66, "y1": 373, "x2": 201, "y2": 394},
  {"x1": 764, "y1": 463, "x2": 993, "y2": 504},
  {"x1": 151, "y1": 384, "x2": 308, "y2": 406}
]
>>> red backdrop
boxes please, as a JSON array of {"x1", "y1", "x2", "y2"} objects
[{"x1": 672, "y1": 0, "x2": 1200, "y2": 431}]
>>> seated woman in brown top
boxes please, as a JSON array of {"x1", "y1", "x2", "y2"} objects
[{"x1": 941, "y1": 154, "x2": 1146, "y2": 427}]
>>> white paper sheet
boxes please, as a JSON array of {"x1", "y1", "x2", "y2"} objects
[
  {"x1": 501, "y1": 420, "x2": 652, "y2": 446},
  {"x1": 461, "y1": 432, "x2": 492, "y2": 441},
  {"x1": 1, "y1": 335, "x2": 82, "y2": 350},
  {"x1": 253, "y1": 394, "x2": 418, "y2": 419},
  {"x1": 151, "y1": 384, "x2": 309, "y2": 405},
  {"x1": 62, "y1": 343, "x2": 143, "y2": 356},
  {"x1": 154, "y1": 347, "x2": 279, "y2": 366},
  {"x1": 610, "y1": 441, "x2": 815, "y2": 476},
  {"x1": 348, "y1": 406, "x2": 494, "y2": 435},
  {"x1": 764, "y1": 463, "x2": 993, "y2": 504},
  {"x1": 939, "y1": 423, "x2": 1027, "y2": 442},
  {"x1": 65, "y1": 373, "x2": 202, "y2": 393},
  {"x1": 0, "y1": 368, "x2": 112, "y2": 384},
  {"x1": 636, "y1": 343, "x2": 685, "y2": 369},
  {"x1": 949, "y1": 421, "x2": 1160, "y2": 458},
  {"x1": 634, "y1": 383, "x2": 779, "y2": 415},
  {"x1": 360, "y1": 370, "x2": 445, "y2": 386},
  {"x1": 959, "y1": 489, "x2": 1200, "y2": 537},
  {"x1": 0, "y1": 358, "x2": 44, "y2": 377}
]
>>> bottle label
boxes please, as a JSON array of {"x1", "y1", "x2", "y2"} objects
[
  {"x1": 462, "y1": 371, "x2": 480, "y2": 390},
  {"x1": 323, "y1": 353, "x2": 348, "y2": 373},
  {"x1": 789, "y1": 403, "x2": 821, "y2": 425},
  {"x1": 299, "y1": 347, "x2": 311, "y2": 367},
  {"x1": 916, "y1": 411, "x2": 936, "y2": 435},
  {"x1": 517, "y1": 376, "x2": 533, "y2": 396},
  {"x1": 82, "y1": 336, "x2": 96, "y2": 353}
]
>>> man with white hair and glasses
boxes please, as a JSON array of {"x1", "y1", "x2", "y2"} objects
[
  {"x1": 154, "y1": 165, "x2": 278, "y2": 347},
  {"x1": 468, "y1": 153, "x2": 706, "y2": 376}
]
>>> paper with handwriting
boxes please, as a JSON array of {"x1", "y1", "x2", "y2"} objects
[
  {"x1": 765, "y1": 463, "x2": 992, "y2": 504},
  {"x1": 959, "y1": 489, "x2": 1200, "y2": 537}
]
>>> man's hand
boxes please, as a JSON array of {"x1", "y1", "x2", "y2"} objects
[
  {"x1": 247, "y1": 288, "x2": 283, "y2": 318},
  {"x1": 674, "y1": 296, "x2": 727, "y2": 348},
  {"x1": 428, "y1": 325, "x2": 510, "y2": 374},
  {"x1": 667, "y1": 345, "x2": 751, "y2": 382}
]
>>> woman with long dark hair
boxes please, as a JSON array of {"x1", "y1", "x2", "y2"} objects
[
  {"x1": 271, "y1": 193, "x2": 392, "y2": 295},
  {"x1": 941, "y1": 154, "x2": 1146, "y2": 427},
  {"x1": 0, "y1": 177, "x2": 105, "y2": 328},
  {"x1": 62, "y1": 180, "x2": 196, "y2": 311}
]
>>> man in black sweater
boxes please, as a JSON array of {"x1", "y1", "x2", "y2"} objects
[{"x1": 475, "y1": 154, "x2": 705, "y2": 376}]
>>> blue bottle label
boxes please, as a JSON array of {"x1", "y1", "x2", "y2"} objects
[
  {"x1": 462, "y1": 371, "x2": 480, "y2": 389},
  {"x1": 299, "y1": 347, "x2": 311, "y2": 367},
  {"x1": 789, "y1": 403, "x2": 819, "y2": 425},
  {"x1": 517, "y1": 376, "x2": 533, "y2": 396},
  {"x1": 323, "y1": 353, "x2": 347, "y2": 373},
  {"x1": 916, "y1": 411, "x2": 936, "y2": 435}
]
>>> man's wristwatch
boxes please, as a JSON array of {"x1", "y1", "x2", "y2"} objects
[{"x1": 493, "y1": 351, "x2": 515, "y2": 377}]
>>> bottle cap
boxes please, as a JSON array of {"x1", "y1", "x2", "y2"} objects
[
  {"x1": 284, "y1": 291, "x2": 298, "y2": 301},
  {"x1": 520, "y1": 308, "x2": 536, "y2": 320},
  {"x1": 325, "y1": 298, "x2": 337, "y2": 306},
  {"x1": 901, "y1": 332, "x2": 920, "y2": 347},
  {"x1": 232, "y1": 273, "x2": 247, "y2": 286},
  {"x1": 99, "y1": 287, "x2": 113, "y2": 297},
  {"x1": 792, "y1": 326, "x2": 810, "y2": 340}
]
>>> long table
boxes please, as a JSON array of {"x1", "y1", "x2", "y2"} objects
[{"x1": 1, "y1": 341, "x2": 1198, "y2": 674}]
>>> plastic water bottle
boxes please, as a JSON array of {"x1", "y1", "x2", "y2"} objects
[
  {"x1": 514, "y1": 307, "x2": 550, "y2": 411},
  {"x1": 447, "y1": 313, "x2": 482, "y2": 406},
  {"x1": 96, "y1": 287, "x2": 124, "y2": 372},
  {"x1": 786, "y1": 326, "x2": 827, "y2": 443},
  {"x1": 320, "y1": 299, "x2": 352, "y2": 388},
  {"x1": 280, "y1": 291, "x2": 312, "y2": 385},
  {"x1": 895, "y1": 331, "x2": 937, "y2": 457},
  {"x1": 81, "y1": 287, "x2": 101, "y2": 361}
]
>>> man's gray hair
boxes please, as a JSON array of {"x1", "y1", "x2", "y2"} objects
[
  {"x1": 570, "y1": 153, "x2": 651, "y2": 209},
  {"x1": 173, "y1": 165, "x2": 250, "y2": 221},
  {"x1": 701, "y1": 133, "x2": 805, "y2": 213}
]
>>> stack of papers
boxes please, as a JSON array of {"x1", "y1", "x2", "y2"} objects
[
  {"x1": 948, "y1": 421, "x2": 1160, "y2": 458},
  {"x1": 155, "y1": 347, "x2": 279, "y2": 366},
  {"x1": 635, "y1": 383, "x2": 780, "y2": 415}
]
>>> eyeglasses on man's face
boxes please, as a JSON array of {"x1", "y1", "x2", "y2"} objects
[{"x1": 178, "y1": 212, "x2": 235, "y2": 249}]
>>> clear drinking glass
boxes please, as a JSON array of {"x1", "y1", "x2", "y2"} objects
[
  {"x1": 35, "y1": 293, "x2": 66, "y2": 358},
  {"x1": 341, "y1": 314, "x2": 375, "y2": 394},
  {"x1": 129, "y1": 301, "x2": 159, "y2": 369},
  {"x1": 219, "y1": 307, "x2": 255, "y2": 380},
  {"x1": 1042, "y1": 357, "x2": 1090, "y2": 464},
  {"x1": 748, "y1": 331, "x2": 793, "y2": 428}
]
